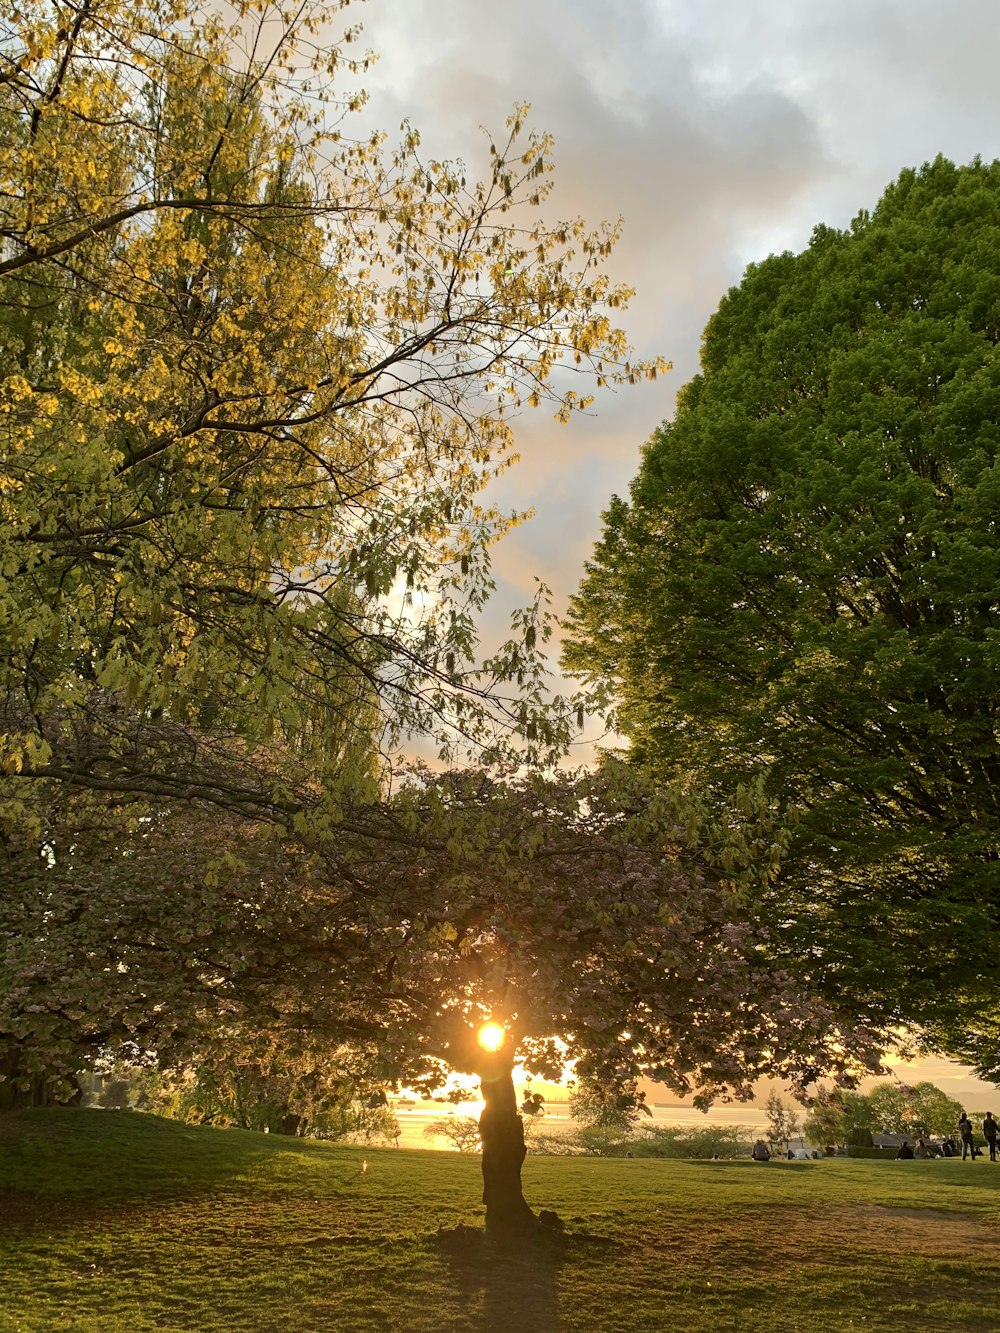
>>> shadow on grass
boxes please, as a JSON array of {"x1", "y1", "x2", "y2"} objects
[
  {"x1": 692, "y1": 1160, "x2": 821, "y2": 1172},
  {"x1": 434, "y1": 1222, "x2": 618, "y2": 1331},
  {"x1": 0, "y1": 1107, "x2": 329, "y2": 1204}
]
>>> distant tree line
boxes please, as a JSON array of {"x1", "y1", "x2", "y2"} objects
[{"x1": 803, "y1": 1081, "x2": 967, "y2": 1146}]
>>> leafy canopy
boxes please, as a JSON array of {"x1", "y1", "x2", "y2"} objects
[
  {"x1": 0, "y1": 0, "x2": 663, "y2": 827},
  {"x1": 563, "y1": 156, "x2": 1000, "y2": 1055},
  {"x1": 1, "y1": 766, "x2": 887, "y2": 1106},
  {"x1": 803, "y1": 1081, "x2": 965, "y2": 1144}
]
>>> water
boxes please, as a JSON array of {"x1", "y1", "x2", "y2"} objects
[{"x1": 390, "y1": 1100, "x2": 770, "y2": 1151}]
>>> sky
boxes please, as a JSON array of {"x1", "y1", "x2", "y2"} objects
[
  {"x1": 347, "y1": 0, "x2": 1000, "y2": 1107},
  {"x1": 350, "y1": 0, "x2": 1000, "y2": 728}
]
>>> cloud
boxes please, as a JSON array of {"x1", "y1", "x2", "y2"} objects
[
  {"x1": 345, "y1": 0, "x2": 1000, "y2": 650},
  {"x1": 362, "y1": 0, "x2": 833, "y2": 332},
  {"x1": 354, "y1": 0, "x2": 841, "y2": 618}
]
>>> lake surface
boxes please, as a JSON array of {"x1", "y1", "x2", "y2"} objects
[{"x1": 391, "y1": 1099, "x2": 771, "y2": 1151}]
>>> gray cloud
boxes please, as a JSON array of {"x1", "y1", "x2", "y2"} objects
[
  {"x1": 355, "y1": 0, "x2": 843, "y2": 617},
  {"x1": 362, "y1": 0, "x2": 833, "y2": 330},
  {"x1": 346, "y1": 0, "x2": 1000, "y2": 654}
]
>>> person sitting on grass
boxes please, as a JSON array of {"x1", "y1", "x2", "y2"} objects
[
  {"x1": 895, "y1": 1142, "x2": 914, "y2": 1160},
  {"x1": 751, "y1": 1140, "x2": 770, "y2": 1161}
]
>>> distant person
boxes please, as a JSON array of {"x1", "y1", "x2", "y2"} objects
[
  {"x1": 941, "y1": 1137, "x2": 957, "y2": 1158},
  {"x1": 751, "y1": 1139, "x2": 770, "y2": 1161},
  {"x1": 913, "y1": 1139, "x2": 930, "y2": 1159},
  {"x1": 895, "y1": 1142, "x2": 914, "y2": 1160},
  {"x1": 983, "y1": 1113, "x2": 998, "y2": 1162},
  {"x1": 958, "y1": 1112, "x2": 976, "y2": 1161}
]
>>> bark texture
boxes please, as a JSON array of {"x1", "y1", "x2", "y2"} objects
[{"x1": 478, "y1": 1052, "x2": 535, "y2": 1236}]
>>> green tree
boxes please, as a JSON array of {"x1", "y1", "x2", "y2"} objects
[
  {"x1": 764, "y1": 1092, "x2": 800, "y2": 1153},
  {"x1": 98, "y1": 1079, "x2": 132, "y2": 1111},
  {"x1": 802, "y1": 1088, "x2": 877, "y2": 1148},
  {"x1": 802, "y1": 1081, "x2": 963, "y2": 1145},
  {"x1": 866, "y1": 1081, "x2": 964, "y2": 1138},
  {"x1": 568, "y1": 1076, "x2": 650, "y2": 1134},
  {"x1": 563, "y1": 156, "x2": 1000, "y2": 1056}
]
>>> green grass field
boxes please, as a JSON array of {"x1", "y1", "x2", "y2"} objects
[{"x1": 2, "y1": 1109, "x2": 1000, "y2": 1332}]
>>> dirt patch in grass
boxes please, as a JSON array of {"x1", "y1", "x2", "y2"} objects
[
  {"x1": 0, "y1": 1189, "x2": 112, "y2": 1230},
  {"x1": 759, "y1": 1205, "x2": 1000, "y2": 1267},
  {"x1": 873, "y1": 1205, "x2": 988, "y2": 1224},
  {"x1": 613, "y1": 1201, "x2": 1000, "y2": 1277},
  {"x1": 851, "y1": 1204, "x2": 1000, "y2": 1256}
]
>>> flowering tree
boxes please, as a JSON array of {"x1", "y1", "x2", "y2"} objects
[{"x1": 2, "y1": 763, "x2": 888, "y2": 1234}]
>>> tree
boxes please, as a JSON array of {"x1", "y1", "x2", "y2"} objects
[
  {"x1": 802, "y1": 1088, "x2": 877, "y2": 1148},
  {"x1": 764, "y1": 1092, "x2": 800, "y2": 1154},
  {"x1": 161, "y1": 1061, "x2": 390, "y2": 1138},
  {"x1": 935, "y1": 1013, "x2": 1000, "y2": 1087},
  {"x1": 568, "y1": 1074, "x2": 651, "y2": 1156},
  {"x1": 0, "y1": 787, "x2": 397, "y2": 1108},
  {"x1": 424, "y1": 1116, "x2": 482, "y2": 1154},
  {"x1": 2, "y1": 763, "x2": 889, "y2": 1233},
  {"x1": 98, "y1": 1078, "x2": 131, "y2": 1111},
  {"x1": 563, "y1": 156, "x2": 1000, "y2": 1049},
  {"x1": 866, "y1": 1081, "x2": 964, "y2": 1139},
  {"x1": 802, "y1": 1080, "x2": 964, "y2": 1145},
  {"x1": 569, "y1": 1075, "x2": 652, "y2": 1139},
  {"x1": 0, "y1": 0, "x2": 663, "y2": 836}
]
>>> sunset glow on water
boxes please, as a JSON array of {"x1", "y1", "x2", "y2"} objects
[
  {"x1": 391, "y1": 1050, "x2": 1000, "y2": 1151},
  {"x1": 392, "y1": 1099, "x2": 771, "y2": 1151}
]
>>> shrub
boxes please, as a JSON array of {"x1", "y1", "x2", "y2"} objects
[
  {"x1": 525, "y1": 1131, "x2": 588, "y2": 1156},
  {"x1": 538, "y1": 1122, "x2": 755, "y2": 1159},
  {"x1": 422, "y1": 1116, "x2": 482, "y2": 1153},
  {"x1": 631, "y1": 1125, "x2": 753, "y2": 1159},
  {"x1": 98, "y1": 1079, "x2": 131, "y2": 1110}
]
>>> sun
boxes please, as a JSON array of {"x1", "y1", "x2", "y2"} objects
[{"x1": 477, "y1": 1022, "x2": 506, "y2": 1052}]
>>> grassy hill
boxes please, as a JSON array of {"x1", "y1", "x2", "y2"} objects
[{"x1": 2, "y1": 1108, "x2": 1000, "y2": 1331}]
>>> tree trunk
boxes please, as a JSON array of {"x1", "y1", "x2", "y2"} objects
[
  {"x1": 0, "y1": 1045, "x2": 78, "y2": 1109},
  {"x1": 276, "y1": 1112, "x2": 305, "y2": 1136},
  {"x1": 478, "y1": 1051, "x2": 536, "y2": 1237}
]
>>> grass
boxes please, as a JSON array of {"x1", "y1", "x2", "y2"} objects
[{"x1": 2, "y1": 1109, "x2": 1000, "y2": 1331}]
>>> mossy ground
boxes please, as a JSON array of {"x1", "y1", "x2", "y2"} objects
[{"x1": 2, "y1": 1109, "x2": 999, "y2": 1331}]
